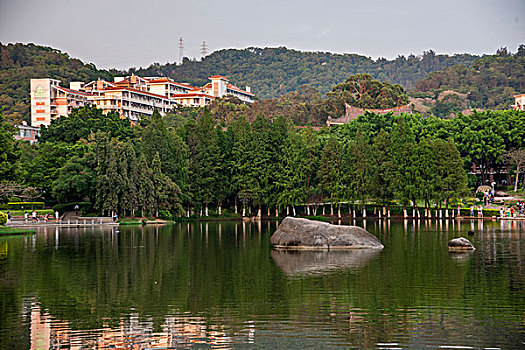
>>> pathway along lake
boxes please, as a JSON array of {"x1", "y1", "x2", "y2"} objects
[{"x1": 0, "y1": 219, "x2": 524, "y2": 349}]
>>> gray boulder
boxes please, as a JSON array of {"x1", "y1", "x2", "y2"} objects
[
  {"x1": 448, "y1": 237, "x2": 475, "y2": 251},
  {"x1": 270, "y1": 217, "x2": 384, "y2": 250}
]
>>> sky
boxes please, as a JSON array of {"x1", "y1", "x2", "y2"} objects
[{"x1": 0, "y1": 0, "x2": 524, "y2": 70}]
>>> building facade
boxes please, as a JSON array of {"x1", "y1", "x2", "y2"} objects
[
  {"x1": 30, "y1": 78, "x2": 93, "y2": 127},
  {"x1": 513, "y1": 94, "x2": 525, "y2": 110},
  {"x1": 30, "y1": 74, "x2": 254, "y2": 126}
]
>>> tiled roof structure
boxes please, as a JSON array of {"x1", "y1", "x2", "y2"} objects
[{"x1": 326, "y1": 103, "x2": 412, "y2": 126}]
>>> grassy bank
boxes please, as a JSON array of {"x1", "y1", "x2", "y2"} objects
[{"x1": 0, "y1": 226, "x2": 36, "y2": 235}]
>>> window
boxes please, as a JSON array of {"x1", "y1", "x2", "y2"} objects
[{"x1": 35, "y1": 85, "x2": 45, "y2": 98}]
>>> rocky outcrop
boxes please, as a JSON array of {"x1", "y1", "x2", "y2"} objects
[
  {"x1": 448, "y1": 237, "x2": 475, "y2": 251},
  {"x1": 270, "y1": 217, "x2": 384, "y2": 250}
]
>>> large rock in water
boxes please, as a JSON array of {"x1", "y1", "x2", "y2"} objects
[
  {"x1": 448, "y1": 237, "x2": 475, "y2": 251},
  {"x1": 270, "y1": 217, "x2": 384, "y2": 250}
]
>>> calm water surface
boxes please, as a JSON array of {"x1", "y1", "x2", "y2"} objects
[{"x1": 0, "y1": 219, "x2": 524, "y2": 349}]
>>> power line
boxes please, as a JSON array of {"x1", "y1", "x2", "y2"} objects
[
  {"x1": 200, "y1": 41, "x2": 208, "y2": 58},
  {"x1": 179, "y1": 36, "x2": 184, "y2": 65}
]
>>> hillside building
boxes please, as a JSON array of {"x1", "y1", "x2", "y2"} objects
[
  {"x1": 513, "y1": 94, "x2": 525, "y2": 110},
  {"x1": 30, "y1": 74, "x2": 253, "y2": 126},
  {"x1": 30, "y1": 78, "x2": 93, "y2": 127}
]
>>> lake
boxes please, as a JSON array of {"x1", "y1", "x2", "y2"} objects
[{"x1": 0, "y1": 219, "x2": 524, "y2": 349}]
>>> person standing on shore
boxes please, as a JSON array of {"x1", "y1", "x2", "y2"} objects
[
  {"x1": 24, "y1": 211, "x2": 29, "y2": 222},
  {"x1": 32, "y1": 210, "x2": 37, "y2": 223},
  {"x1": 55, "y1": 210, "x2": 59, "y2": 221},
  {"x1": 6, "y1": 211, "x2": 11, "y2": 224}
]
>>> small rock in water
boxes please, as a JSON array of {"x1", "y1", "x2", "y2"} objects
[{"x1": 448, "y1": 237, "x2": 475, "y2": 251}]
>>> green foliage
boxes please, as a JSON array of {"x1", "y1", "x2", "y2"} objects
[
  {"x1": 0, "y1": 211, "x2": 6, "y2": 224},
  {"x1": 416, "y1": 46, "x2": 525, "y2": 110},
  {"x1": 0, "y1": 109, "x2": 19, "y2": 181},
  {"x1": 7, "y1": 196, "x2": 20, "y2": 202},
  {"x1": 326, "y1": 74, "x2": 409, "y2": 118},
  {"x1": 52, "y1": 156, "x2": 96, "y2": 202},
  {"x1": 157, "y1": 210, "x2": 173, "y2": 221},
  {"x1": 0, "y1": 42, "x2": 113, "y2": 123},
  {"x1": 133, "y1": 47, "x2": 479, "y2": 99},
  {"x1": 38, "y1": 105, "x2": 133, "y2": 144},
  {"x1": 7, "y1": 202, "x2": 44, "y2": 209}
]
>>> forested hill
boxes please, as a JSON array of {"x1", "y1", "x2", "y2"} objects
[
  {"x1": 131, "y1": 47, "x2": 479, "y2": 99},
  {"x1": 415, "y1": 46, "x2": 525, "y2": 110},
  {"x1": 0, "y1": 42, "x2": 113, "y2": 123}
]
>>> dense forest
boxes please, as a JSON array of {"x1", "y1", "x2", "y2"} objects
[
  {"x1": 1, "y1": 42, "x2": 523, "y2": 125},
  {"x1": 1, "y1": 105, "x2": 524, "y2": 220},
  {"x1": 131, "y1": 47, "x2": 479, "y2": 98},
  {"x1": 415, "y1": 45, "x2": 525, "y2": 113}
]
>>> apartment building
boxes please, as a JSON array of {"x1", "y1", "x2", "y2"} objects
[
  {"x1": 30, "y1": 78, "x2": 92, "y2": 127},
  {"x1": 30, "y1": 74, "x2": 254, "y2": 126}
]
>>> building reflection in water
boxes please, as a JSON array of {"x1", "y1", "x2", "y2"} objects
[{"x1": 29, "y1": 301, "x2": 233, "y2": 349}]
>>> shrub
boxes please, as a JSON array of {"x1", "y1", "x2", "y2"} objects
[
  {"x1": 475, "y1": 192, "x2": 484, "y2": 200},
  {"x1": 7, "y1": 202, "x2": 45, "y2": 209},
  {"x1": 0, "y1": 211, "x2": 6, "y2": 225},
  {"x1": 158, "y1": 210, "x2": 173, "y2": 221},
  {"x1": 7, "y1": 197, "x2": 21, "y2": 202}
]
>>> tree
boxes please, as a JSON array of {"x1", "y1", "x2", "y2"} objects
[
  {"x1": 230, "y1": 116, "x2": 257, "y2": 216},
  {"x1": 52, "y1": 156, "x2": 96, "y2": 203},
  {"x1": 345, "y1": 130, "x2": 372, "y2": 216},
  {"x1": 94, "y1": 136, "x2": 120, "y2": 216},
  {"x1": 504, "y1": 149, "x2": 525, "y2": 192},
  {"x1": 388, "y1": 118, "x2": 417, "y2": 217},
  {"x1": 369, "y1": 130, "x2": 395, "y2": 216},
  {"x1": 0, "y1": 109, "x2": 19, "y2": 182},
  {"x1": 187, "y1": 109, "x2": 222, "y2": 216},
  {"x1": 433, "y1": 139, "x2": 468, "y2": 214},
  {"x1": 38, "y1": 105, "x2": 133, "y2": 144},
  {"x1": 274, "y1": 128, "x2": 307, "y2": 216},
  {"x1": 317, "y1": 137, "x2": 343, "y2": 215}
]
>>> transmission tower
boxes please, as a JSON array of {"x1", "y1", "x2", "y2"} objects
[
  {"x1": 200, "y1": 41, "x2": 208, "y2": 58},
  {"x1": 178, "y1": 36, "x2": 184, "y2": 65}
]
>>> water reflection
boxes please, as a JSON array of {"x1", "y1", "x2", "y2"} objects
[
  {"x1": 271, "y1": 249, "x2": 381, "y2": 276},
  {"x1": 0, "y1": 220, "x2": 524, "y2": 349},
  {"x1": 29, "y1": 301, "x2": 232, "y2": 349}
]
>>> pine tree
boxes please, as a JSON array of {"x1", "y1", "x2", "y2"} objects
[{"x1": 317, "y1": 137, "x2": 343, "y2": 216}]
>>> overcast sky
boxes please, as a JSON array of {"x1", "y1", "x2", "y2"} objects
[{"x1": 1, "y1": 0, "x2": 523, "y2": 70}]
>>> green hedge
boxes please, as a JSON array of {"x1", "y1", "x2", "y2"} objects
[
  {"x1": 0, "y1": 211, "x2": 7, "y2": 225},
  {"x1": 6, "y1": 202, "x2": 44, "y2": 209}
]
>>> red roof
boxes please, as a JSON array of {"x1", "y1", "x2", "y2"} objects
[
  {"x1": 101, "y1": 87, "x2": 171, "y2": 100},
  {"x1": 171, "y1": 93, "x2": 215, "y2": 99},
  {"x1": 148, "y1": 78, "x2": 194, "y2": 90},
  {"x1": 226, "y1": 83, "x2": 254, "y2": 96},
  {"x1": 209, "y1": 75, "x2": 228, "y2": 80},
  {"x1": 55, "y1": 86, "x2": 93, "y2": 97}
]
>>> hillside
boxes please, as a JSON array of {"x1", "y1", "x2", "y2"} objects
[
  {"x1": 0, "y1": 42, "x2": 113, "y2": 123},
  {"x1": 131, "y1": 47, "x2": 479, "y2": 99},
  {"x1": 414, "y1": 45, "x2": 525, "y2": 113}
]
